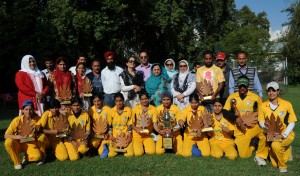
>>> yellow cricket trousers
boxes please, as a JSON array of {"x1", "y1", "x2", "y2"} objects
[
  {"x1": 269, "y1": 132, "x2": 294, "y2": 169},
  {"x1": 182, "y1": 133, "x2": 210, "y2": 157},
  {"x1": 5, "y1": 138, "x2": 41, "y2": 166},
  {"x1": 90, "y1": 138, "x2": 110, "y2": 155},
  {"x1": 133, "y1": 134, "x2": 155, "y2": 156},
  {"x1": 234, "y1": 124, "x2": 268, "y2": 159},
  {"x1": 209, "y1": 140, "x2": 238, "y2": 160},
  {"x1": 64, "y1": 140, "x2": 89, "y2": 161},
  {"x1": 108, "y1": 141, "x2": 134, "y2": 157},
  {"x1": 39, "y1": 135, "x2": 68, "y2": 161},
  {"x1": 156, "y1": 133, "x2": 183, "y2": 155}
]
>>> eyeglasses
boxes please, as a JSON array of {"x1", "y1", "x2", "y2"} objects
[
  {"x1": 128, "y1": 60, "x2": 135, "y2": 63},
  {"x1": 179, "y1": 65, "x2": 187, "y2": 67},
  {"x1": 166, "y1": 64, "x2": 173, "y2": 66}
]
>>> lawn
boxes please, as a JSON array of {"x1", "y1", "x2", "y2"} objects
[{"x1": 1, "y1": 87, "x2": 300, "y2": 176}]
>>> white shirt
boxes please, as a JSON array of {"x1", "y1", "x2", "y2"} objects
[
  {"x1": 101, "y1": 66, "x2": 123, "y2": 94},
  {"x1": 69, "y1": 66, "x2": 92, "y2": 75}
]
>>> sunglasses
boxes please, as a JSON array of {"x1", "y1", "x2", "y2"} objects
[
  {"x1": 128, "y1": 60, "x2": 135, "y2": 63},
  {"x1": 179, "y1": 65, "x2": 187, "y2": 67},
  {"x1": 166, "y1": 64, "x2": 173, "y2": 66}
]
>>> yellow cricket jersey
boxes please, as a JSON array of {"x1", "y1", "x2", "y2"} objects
[
  {"x1": 88, "y1": 105, "x2": 111, "y2": 121},
  {"x1": 5, "y1": 114, "x2": 41, "y2": 136},
  {"x1": 180, "y1": 105, "x2": 206, "y2": 134},
  {"x1": 196, "y1": 65, "x2": 225, "y2": 93},
  {"x1": 108, "y1": 106, "x2": 132, "y2": 136},
  {"x1": 210, "y1": 114, "x2": 235, "y2": 143},
  {"x1": 224, "y1": 91, "x2": 262, "y2": 136},
  {"x1": 131, "y1": 104, "x2": 157, "y2": 136},
  {"x1": 258, "y1": 98, "x2": 297, "y2": 132},
  {"x1": 68, "y1": 111, "x2": 91, "y2": 131}
]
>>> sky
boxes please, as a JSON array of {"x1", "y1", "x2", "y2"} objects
[{"x1": 235, "y1": 0, "x2": 293, "y2": 41}]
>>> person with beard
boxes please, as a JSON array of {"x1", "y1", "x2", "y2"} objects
[
  {"x1": 216, "y1": 52, "x2": 231, "y2": 105},
  {"x1": 229, "y1": 51, "x2": 263, "y2": 100},
  {"x1": 119, "y1": 56, "x2": 144, "y2": 108},
  {"x1": 86, "y1": 60, "x2": 104, "y2": 96},
  {"x1": 136, "y1": 51, "x2": 152, "y2": 81},
  {"x1": 101, "y1": 51, "x2": 123, "y2": 108},
  {"x1": 41, "y1": 58, "x2": 55, "y2": 80},
  {"x1": 196, "y1": 50, "x2": 224, "y2": 113}
]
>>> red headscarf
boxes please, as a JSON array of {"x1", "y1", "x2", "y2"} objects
[{"x1": 104, "y1": 51, "x2": 116, "y2": 61}]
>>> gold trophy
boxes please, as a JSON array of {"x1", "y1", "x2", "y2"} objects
[
  {"x1": 264, "y1": 113, "x2": 283, "y2": 142},
  {"x1": 188, "y1": 112, "x2": 204, "y2": 136},
  {"x1": 18, "y1": 116, "x2": 35, "y2": 143},
  {"x1": 92, "y1": 116, "x2": 108, "y2": 139},
  {"x1": 201, "y1": 109, "x2": 214, "y2": 132},
  {"x1": 69, "y1": 124, "x2": 89, "y2": 149},
  {"x1": 199, "y1": 79, "x2": 213, "y2": 101},
  {"x1": 54, "y1": 113, "x2": 69, "y2": 138},
  {"x1": 136, "y1": 112, "x2": 151, "y2": 134},
  {"x1": 113, "y1": 132, "x2": 132, "y2": 152},
  {"x1": 58, "y1": 84, "x2": 72, "y2": 105},
  {"x1": 158, "y1": 109, "x2": 177, "y2": 149},
  {"x1": 82, "y1": 78, "x2": 93, "y2": 97}
]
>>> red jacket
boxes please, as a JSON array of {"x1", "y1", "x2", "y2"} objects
[{"x1": 15, "y1": 71, "x2": 49, "y2": 110}]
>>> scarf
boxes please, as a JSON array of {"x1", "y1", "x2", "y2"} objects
[
  {"x1": 20, "y1": 55, "x2": 44, "y2": 78},
  {"x1": 164, "y1": 58, "x2": 177, "y2": 79},
  {"x1": 146, "y1": 63, "x2": 170, "y2": 95}
]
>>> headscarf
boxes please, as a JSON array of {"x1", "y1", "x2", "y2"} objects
[
  {"x1": 20, "y1": 55, "x2": 44, "y2": 78},
  {"x1": 178, "y1": 60, "x2": 190, "y2": 79},
  {"x1": 164, "y1": 58, "x2": 177, "y2": 79},
  {"x1": 53, "y1": 57, "x2": 72, "y2": 89},
  {"x1": 104, "y1": 51, "x2": 116, "y2": 61},
  {"x1": 146, "y1": 63, "x2": 170, "y2": 95}
]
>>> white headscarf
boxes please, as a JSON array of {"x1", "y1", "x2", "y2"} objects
[
  {"x1": 178, "y1": 60, "x2": 190, "y2": 78},
  {"x1": 20, "y1": 55, "x2": 44, "y2": 78}
]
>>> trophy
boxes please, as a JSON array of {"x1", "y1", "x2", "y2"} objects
[
  {"x1": 54, "y1": 113, "x2": 69, "y2": 138},
  {"x1": 241, "y1": 111, "x2": 258, "y2": 128},
  {"x1": 82, "y1": 78, "x2": 93, "y2": 97},
  {"x1": 18, "y1": 116, "x2": 35, "y2": 143},
  {"x1": 92, "y1": 116, "x2": 108, "y2": 139},
  {"x1": 188, "y1": 111, "x2": 204, "y2": 137},
  {"x1": 230, "y1": 98, "x2": 246, "y2": 133},
  {"x1": 264, "y1": 113, "x2": 283, "y2": 142},
  {"x1": 136, "y1": 111, "x2": 151, "y2": 134},
  {"x1": 199, "y1": 79, "x2": 213, "y2": 101},
  {"x1": 70, "y1": 124, "x2": 89, "y2": 149},
  {"x1": 114, "y1": 132, "x2": 131, "y2": 152},
  {"x1": 59, "y1": 84, "x2": 72, "y2": 105},
  {"x1": 201, "y1": 109, "x2": 214, "y2": 132},
  {"x1": 158, "y1": 109, "x2": 177, "y2": 149}
]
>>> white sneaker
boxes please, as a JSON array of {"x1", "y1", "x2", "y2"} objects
[
  {"x1": 14, "y1": 164, "x2": 22, "y2": 170},
  {"x1": 254, "y1": 156, "x2": 266, "y2": 166},
  {"x1": 21, "y1": 158, "x2": 27, "y2": 165},
  {"x1": 279, "y1": 168, "x2": 288, "y2": 173},
  {"x1": 36, "y1": 160, "x2": 45, "y2": 166}
]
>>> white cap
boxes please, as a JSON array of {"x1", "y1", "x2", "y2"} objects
[{"x1": 266, "y1": 82, "x2": 279, "y2": 90}]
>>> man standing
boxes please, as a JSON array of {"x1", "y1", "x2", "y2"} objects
[
  {"x1": 86, "y1": 60, "x2": 104, "y2": 95},
  {"x1": 196, "y1": 50, "x2": 224, "y2": 113},
  {"x1": 216, "y1": 52, "x2": 231, "y2": 105},
  {"x1": 101, "y1": 51, "x2": 123, "y2": 107},
  {"x1": 69, "y1": 55, "x2": 92, "y2": 75},
  {"x1": 229, "y1": 51, "x2": 263, "y2": 100},
  {"x1": 224, "y1": 75, "x2": 268, "y2": 165},
  {"x1": 258, "y1": 82, "x2": 297, "y2": 173},
  {"x1": 136, "y1": 51, "x2": 152, "y2": 81},
  {"x1": 41, "y1": 58, "x2": 55, "y2": 80}
]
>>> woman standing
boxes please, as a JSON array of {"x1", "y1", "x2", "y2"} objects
[
  {"x1": 171, "y1": 60, "x2": 196, "y2": 110},
  {"x1": 76, "y1": 62, "x2": 92, "y2": 112},
  {"x1": 145, "y1": 64, "x2": 171, "y2": 106},
  {"x1": 15, "y1": 55, "x2": 49, "y2": 116},
  {"x1": 119, "y1": 56, "x2": 144, "y2": 108}
]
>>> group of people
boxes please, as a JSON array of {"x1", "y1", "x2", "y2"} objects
[{"x1": 4, "y1": 50, "x2": 297, "y2": 173}]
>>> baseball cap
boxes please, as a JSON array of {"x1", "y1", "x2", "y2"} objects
[
  {"x1": 216, "y1": 52, "x2": 226, "y2": 60},
  {"x1": 266, "y1": 82, "x2": 279, "y2": 90},
  {"x1": 22, "y1": 100, "x2": 34, "y2": 109},
  {"x1": 237, "y1": 77, "x2": 249, "y2": 87}
]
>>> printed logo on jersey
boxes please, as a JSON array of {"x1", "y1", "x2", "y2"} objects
[
  {"x1": 279, "y1": 110, "x2": 285, "y2": 117},
  {"x1": 247, "y1": 101, "x2": 252, "y2": 107},
  {"x1": 123, "y1": 116, "x2": 127, "y2": 121}
]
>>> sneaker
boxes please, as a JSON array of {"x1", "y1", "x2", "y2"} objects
[
  {"x1": 36, "y1": 160, "x2": 45, "y2": 166},
  {"x1": 279, "y1": 168, "x2": 288, "y2": 173},
  {"x1": 21, "y1": 158, "x2": 28, "y2": 165},
  {"x1": 254, "y1": 156, "x2": 266, "y2": 166},
  {"x1": 14, "y1": 164, "x2": 22, "y2": 170}
]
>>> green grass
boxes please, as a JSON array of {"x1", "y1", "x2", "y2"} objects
[{"x1": 1, "y1": 87, "x2": 300, "y2": 176}]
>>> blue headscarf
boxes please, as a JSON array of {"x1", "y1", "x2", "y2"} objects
[{"x1": 145, "y1": 63, "x2": 170, "y2": 96}]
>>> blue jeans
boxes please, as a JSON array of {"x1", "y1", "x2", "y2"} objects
[{"x1": 104, "y1": 93, "x2": 117, "y2": 108}]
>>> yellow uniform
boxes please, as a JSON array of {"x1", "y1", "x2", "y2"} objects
[
  {"x1": 64, "y1": 111, "x2": 90, "y2": 161},
  {"x1": 37, "y1": 110, "x2": 69, "y2": 161},
  {"x1": 107, "y1": 106, "x2": 134, "y2": 157},
  {"x1": 180, "y1": 105, "x2": 210, "y2": 157},
  {"x1": 258, "y1": 98, "x2": 297, "y2": 169},
  {"x1": 224, "y1": 91, "x2": 268, "y2": 159},
  {"x1": 131, "y1": 104, "x2": 157, "y2": 156},
  {"x1": 88, "y1": 105, "x2": 111, "y2": 155},
  {"x1": 5, "y1": 115, "x2": 42, "y2": 167},
  {"x1": 209, "y1": 114, "x2": 237, "y2": 160},
  {"x1": 196, "y1": 65, "x2": 225, "y2": 94},
  {"x1": 156, "y1": 104, "x2": 182, "y2": 155}
]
